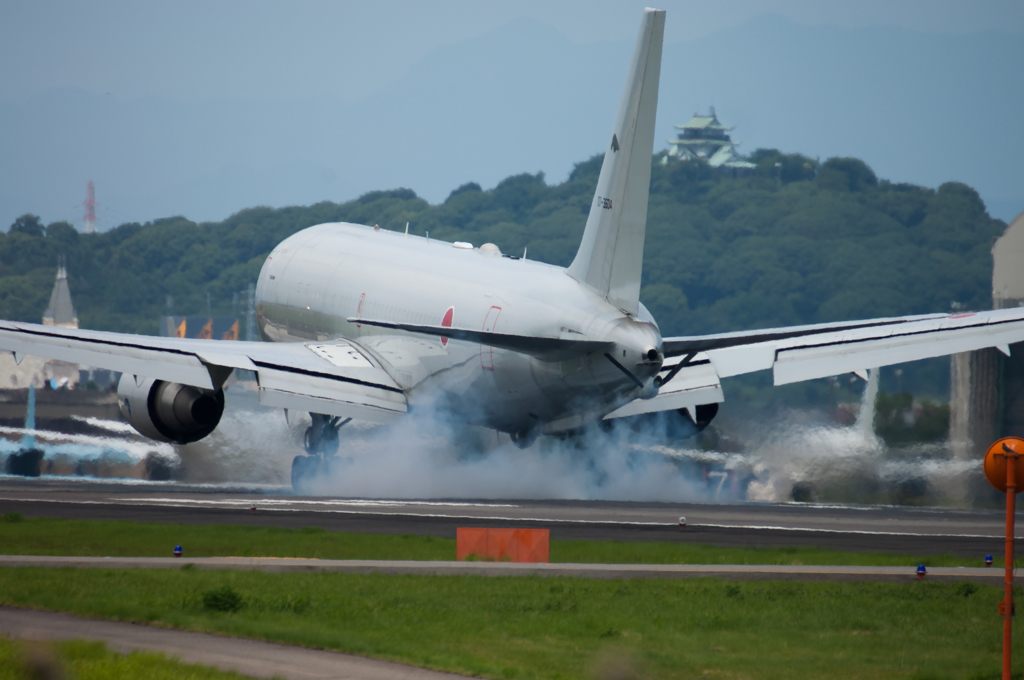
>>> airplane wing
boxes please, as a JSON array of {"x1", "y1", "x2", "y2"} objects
[
  {"x1": 663, "y1": 307, "x2": 1024, "y2": 387},
  {"x1": 0, "y1": 321, "x2": 407, "y2": 423},
  {"x1": 604, "y1": 308, "x2": 1024, "y2": 420}
]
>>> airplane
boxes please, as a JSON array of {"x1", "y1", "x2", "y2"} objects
[{"x1": 3, "y1": 7, "x2": 1024, "y2": 490}]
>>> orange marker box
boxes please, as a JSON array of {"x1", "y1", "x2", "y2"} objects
[{"x1": 456, "y1": 528, "x2": 549, "y2": 563}]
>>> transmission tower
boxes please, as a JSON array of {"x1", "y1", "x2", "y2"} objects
[{"x1": 83, "y1": 181, "x2": 97, "y2": 234}]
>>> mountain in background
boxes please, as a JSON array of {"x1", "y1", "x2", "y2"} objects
[{"x1": 0, "y1": 15, "x2": 1021, "y2": 231}]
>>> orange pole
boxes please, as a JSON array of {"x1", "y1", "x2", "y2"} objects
[{"x1": 1005, "y1": 450, "x2": 1016, "y2": 680}]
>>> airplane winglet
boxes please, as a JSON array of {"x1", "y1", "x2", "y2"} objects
[{"x1": 566, "y1": 8, "x2": 665, "y2": 316}]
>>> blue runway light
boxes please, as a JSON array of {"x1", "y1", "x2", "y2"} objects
[
  {"x1": 986, "y1": 554, "x2": 994, "y2": 567},
  {"x1": 174, "y1": 545, "x2": 183, "y2": 557},
  {"x1": 917, "y1": 564, "x2": 926, "y2": 580}
]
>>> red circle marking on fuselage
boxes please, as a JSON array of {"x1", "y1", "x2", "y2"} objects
[{"x1": 441, "y1": 306, "x2": 454, "y2": 347}]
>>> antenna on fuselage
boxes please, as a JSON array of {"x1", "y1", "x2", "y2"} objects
[
  {"x1": 523, "y1": 247, "x2": 528, "y2": 260},
  {"x1": 405, "y1": 222, "x2": 409, "y2": 235}
]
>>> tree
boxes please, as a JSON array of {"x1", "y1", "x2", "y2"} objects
[
  {"x1": 445, "y1": 182, "x2": 482, "y2": 203},
  {"x1": 9, "y1": 214, "x2": 43, "y2": 237},
  {"x1": 640, "y1": 283, "x2": 688, "y2": 332},
  {"x1": 491, "y1": 172, "x2": 547, "y2": 220},
  {"x1": 816, "y1": 157, "x2": 877, "y2": 192},
  {"x1": 45, "y1": 221, "x2": 79, "y2": 244},
  {"x1": 749, "y1": 148, "x2": 818, "y2": 183},
  {"x1": 935, "y1": 181, "x2": 986, "y2": 216}
]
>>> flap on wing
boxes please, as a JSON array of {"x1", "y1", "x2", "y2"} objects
[
  {"x1": 604, "y1": 353, "x2": 723, "y2": 419},
  {"x1": 251, "y1": 347, "x2": 406, "y2": 423},
  {"x1": 258, "y1": 384, "x2": 406, "y2": 424},
  {"x1": 772, "y1": 311, "x2": 1024, "y2": 385}
]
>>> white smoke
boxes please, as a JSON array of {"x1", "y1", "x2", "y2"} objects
[
  {"x1": 738, "y1": 370, "x2": 982, "y2": 505},
  {"x1": 297, "y1": 410, "x2": 710, "y2": 501},
  {"x1": 174, "y1": 390, "x2": 296, "y2": 485},
  {"x1": 167, "y1": 373, "x2": 982, "y2": 506}
]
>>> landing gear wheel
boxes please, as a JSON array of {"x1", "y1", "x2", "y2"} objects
[
  {"x1": 294, "y1": 413, "x2": 351, "y2": 490},
  {"x1": 291, "y1": 454, "x2": 322, "y2": 490},
  {"x1": 510, "y1": 429, "x2": 538, "y2": 450}
]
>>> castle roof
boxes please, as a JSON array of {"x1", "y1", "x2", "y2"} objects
[
  {"x1": 678, "y1": 116, "x2": 732, "y2": 131},
  {"x1": 676, "y1": 107, "x2": 732, "y2": 131}
]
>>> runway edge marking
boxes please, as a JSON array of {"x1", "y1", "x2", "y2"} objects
[{"x1": 0, "y1": 496, "x2": 1014, "y2": 539}]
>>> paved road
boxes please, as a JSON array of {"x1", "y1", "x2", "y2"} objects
[
  {"x1": 0, "y1": 476, "x2": 1014, "y2": 557},
  {"x1": 0, "y1": 606, "x2": 464, "y2": 680},
  {"x1": 0, "y1": 554, "x2": 1004, "y2": 583}
]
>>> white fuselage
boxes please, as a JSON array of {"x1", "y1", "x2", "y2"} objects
[{"x1": 255, "y1": 223, "x2": 663, "y2": 434}]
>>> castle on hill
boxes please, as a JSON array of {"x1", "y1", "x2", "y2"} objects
[{"x1": 666, "y1": 107, "x2": 756, "y2": 175}]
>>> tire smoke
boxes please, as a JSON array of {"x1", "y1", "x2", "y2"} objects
[{"x1": 172, "y1": 376, "x2": 980, "y2": 506}]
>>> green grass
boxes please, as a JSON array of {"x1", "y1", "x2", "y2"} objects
[
  {"x1": 0, "y1": 514, "x2": 452, "y2": 560},
  {"x1": 0, "y1": 566, "x2": 1020, "y2": 680},
  {"x1": 0, "y1": 514, "x2": 1005, "y2": 568},
  {"x1": 0, "y1": 637, "x2": 260, "y2": 680}
]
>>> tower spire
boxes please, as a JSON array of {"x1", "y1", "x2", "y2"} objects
[{"x1": 42, "y1": 258, "x2": 79, "y2": 328}]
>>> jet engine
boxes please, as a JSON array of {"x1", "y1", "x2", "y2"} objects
[{"x1": 117, "y1": 374, "x2": 224, "y2": 444}]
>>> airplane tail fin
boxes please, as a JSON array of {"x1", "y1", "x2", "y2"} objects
[{"x1": 566, "y1": 8, "x2": 665, "y2": 316}]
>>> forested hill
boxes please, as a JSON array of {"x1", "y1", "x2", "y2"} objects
[{"x1": 0, "y1": 151, "x2": 1005, "y2": 338}]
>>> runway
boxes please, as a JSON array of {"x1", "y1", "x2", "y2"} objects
[
  {"x1": 0, "y1": 554, "x2": 1004, "y2": 583},
  {"x1": 0, "y1": 476, "x2": 1014, "y2": 558}
]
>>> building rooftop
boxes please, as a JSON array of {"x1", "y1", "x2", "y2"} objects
[{"x1": 677, "y1": 112, "x2": 732, "y2": 131}]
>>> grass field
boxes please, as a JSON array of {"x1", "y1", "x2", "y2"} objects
[
  {"x1": 0, "y1": 514, "x2": 1003, "y2": 568},
  {"x1": 0, "y1": 637, "x2": 258, "y2": 680},
  {"x1": 0, "y1": 566, "x2": 1019, "y2": 680}
]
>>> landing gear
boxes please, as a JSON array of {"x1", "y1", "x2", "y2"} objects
[
  {"x1": 291, "y1": 413, "x2": 351, "y2": 491},
  {"x1": 510, "y1": 428, "x2": 538, "y2": 450},
  {"x1": 304, "y1": 414, "x2": 348, "y2": 456}
]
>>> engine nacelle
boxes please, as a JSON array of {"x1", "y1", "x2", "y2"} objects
[{"x1": 117, "y1": 375, "x2": 224, "y2": 444}]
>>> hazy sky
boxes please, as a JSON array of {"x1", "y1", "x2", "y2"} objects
[
  {"x1": 4, "y1": 1, "x2": 1021, "y2": 103},
  {"x1": 2, "y1": 1, "x2": 1022, "y2": 229}
]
